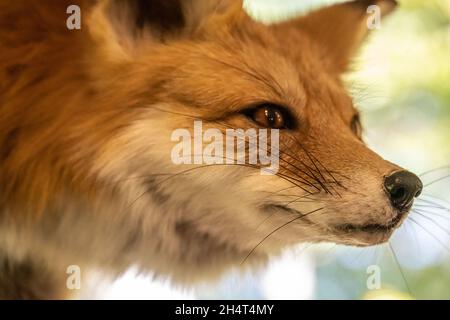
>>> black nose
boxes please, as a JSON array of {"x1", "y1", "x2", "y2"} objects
[{"x1": 384, "y1": 170, "x2": 423, "y2": 211}]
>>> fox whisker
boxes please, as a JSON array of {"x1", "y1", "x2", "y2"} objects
[
  {"x1": 388, "y1": 242, "x2": 413, "y2": 296},
  {"x1": 147, "y1": 106, "x2": 338, "y2": 194},
  {"x1": 416, "y1": 196, "x2": 450, "y2": 210},
  {"x1": 241, "y1": 207, "x2": 326, "y2": 265},
  {"x1": 423, "y1": 174, "x2": 450, "y2": 188},
  {"x1": 412, "y1": 210, "x2": 450, "y2": 234},
  {"x1": 408, "y1": 216, "x2": 450, "y2": 252},
  {"x1": 419, "y1": 165, "x2": 450, "y2": 177},
  {"x1": 413, "y1": 203, "x2": 450, "y2": 212}
]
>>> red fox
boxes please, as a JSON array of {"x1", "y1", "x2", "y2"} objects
[{"x1": 0, "y1": 0, "x2": 423, "y2": 299}]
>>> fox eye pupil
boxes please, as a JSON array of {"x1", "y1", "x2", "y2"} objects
[
  {"x1": 266, "y1": 108, "x2": 276, "y2": 125},
  {"x1": 251, "y1": 104, "x2": 286, "y2": 129}
]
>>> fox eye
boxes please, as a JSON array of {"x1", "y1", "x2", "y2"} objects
[
  {"x1": 350, "y1": 114, "x2": 362, "y2": 137},
  {"x1": 246, "y1": 104, "x2": 291, "y2": 129}
]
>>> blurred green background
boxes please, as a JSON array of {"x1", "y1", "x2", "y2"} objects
[{"x1": 99, "y1": 0, "x2": 450, "y2": 300}]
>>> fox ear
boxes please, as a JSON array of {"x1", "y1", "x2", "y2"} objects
[
  {"x1": 88, "y1": 0, "x2": 242, "y2": 59},
  {"x1": 273, "y1": 0, "x2": 397, "y2": 74},
  {"x1": 107, "y1": 0, "x2": 242, "y2": 37}
]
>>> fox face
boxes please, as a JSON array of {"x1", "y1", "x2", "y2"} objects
[{"x1": 0, "y1": 0, "x2": 422, "y2": 297}]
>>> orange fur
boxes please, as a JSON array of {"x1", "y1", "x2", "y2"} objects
[{"x1": 0, "y1": 0, "x2": 407, "y2": 299}]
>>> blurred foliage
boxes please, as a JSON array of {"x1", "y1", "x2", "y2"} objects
[
  {"x1": 350, "y1": 0, "x2": 450, "y2": 168},
  {"x1": 316, "y1": 257, "x2": 450, "y2": 299}
]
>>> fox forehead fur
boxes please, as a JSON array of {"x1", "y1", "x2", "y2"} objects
[{"x1": 0, "y1": 0, "x2": 401, "y2": 298}]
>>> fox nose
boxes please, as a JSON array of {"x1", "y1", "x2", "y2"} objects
[{"x1": 384, "y1": 170, "x2": 423, "y2": 211}]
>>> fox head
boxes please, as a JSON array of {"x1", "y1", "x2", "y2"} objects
[{"x1": 0, "y1": 0, "x2": 422, "y2": 285}]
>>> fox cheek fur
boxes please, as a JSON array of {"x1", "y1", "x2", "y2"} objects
[{"x1": 0, "y1": 0, "x2": 421, "y2": 299}]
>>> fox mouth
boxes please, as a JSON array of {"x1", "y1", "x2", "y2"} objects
[
  {"x1": 263, "y1": 203, "x2": 409, "y2": 245},
  {"x1": 330, "y1": 210, "x2": 409, "y2": 246},
  {"x1": 265, "y1": 204, "x2": 407, "y2": 233},
  {"x1": 334, "y1": 218, "x2": 400, "y2": 234},
  {"x1": 334, "y1": 205, "x2": 410, "y2": 235}
]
